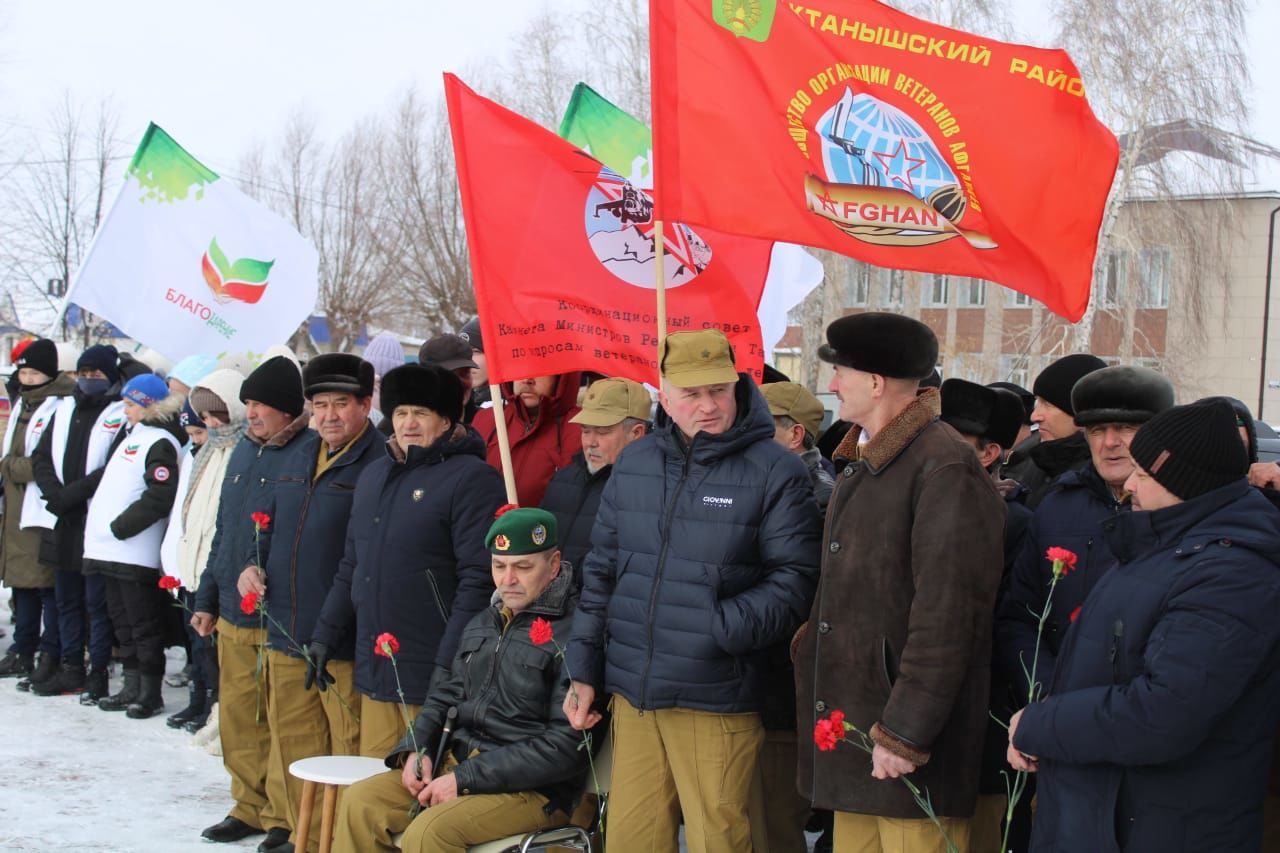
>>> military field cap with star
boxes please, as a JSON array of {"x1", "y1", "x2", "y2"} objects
[
  {"x1": 761, "y1": 382, "x2": 825, "y2": 438},
  {"x1": 485, "y1": 505, "x2": 559, "y2": 555},
  {"x1": 570, "y1": 377, "x2": 653, "y2": 427},
  {"x1": 659, "y1": 329, "x2": 739, "y2": 388}
]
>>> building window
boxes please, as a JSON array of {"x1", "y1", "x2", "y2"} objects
[
  {"x1": 1101, "y1": 249, "x2": 1128, "y2": 307},
  {"x1": 1137, "y1": 247, "x2": 1171, "y2": 308},
  {"x1": 844, "y1": 262, "x2": 871, "y2": 307},
  {"x1": 881, "y1": 269, "x2": 904, "y2": 308},
  {"x1": 1005, "y1": 288, "x2": 1032, "y2": 307},
  {"x1": 949, "y1": 354, "x2": 985, "y2": 382},
  {"x1": 922, "y1": 274, "x2": 949, "y2": 307},
  {"x1": 999, "y1": 354, "x2": 1030, "y2": 390},
  {"x1": 960, "y1": 278, "x2": 986, "y2": 307}
]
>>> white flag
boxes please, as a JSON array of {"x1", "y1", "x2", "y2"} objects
[
  {"x1": 760, "y1": 243, "x2": 824, "y2": 360},
  {"x1": 63, "y1": 123, "x2": 318, "y2": 361}
]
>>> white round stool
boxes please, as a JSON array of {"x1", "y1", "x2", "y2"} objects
[{"x1": 289, "y1": 755, "x2": 387, "y2": 853}]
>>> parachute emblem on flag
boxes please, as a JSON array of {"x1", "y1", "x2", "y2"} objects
[
  {"x1": 805, "y1": 89, "x2": 997, "y2": 250},
  {"x1": 201, "y1": 237, "x2": 274, "y2": 305},
  {"x1": 583, "y1": 166, "x2": 712, "y2": 290}
]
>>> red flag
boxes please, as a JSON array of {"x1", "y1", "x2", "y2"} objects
[
  {"x1": 650, "y1": 0, "x2": 1119, "y2": 321},
  {"x1": 444, "y1": 74, "x2": 774, "y2": 386}
]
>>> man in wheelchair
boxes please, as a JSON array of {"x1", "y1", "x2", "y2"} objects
[{"x1": 333, "y1": 507, "x2": 597, "y2": 852}]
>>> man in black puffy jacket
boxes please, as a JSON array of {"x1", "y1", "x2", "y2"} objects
[
  {"x1": 540, "y1": 376, "x2": 650, "y2": 581},
  {"x1": 564, "y1": 329, "x2": 822, "y2": 853},
  {"x1": 332, "y1": 507, "x2": 592, "y2": 853}
]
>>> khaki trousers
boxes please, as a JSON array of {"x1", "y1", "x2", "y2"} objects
[
  {"x1": 333, "y1": 754, "x2": 587, "y2": 853},
  {"x1": 834, "y1": 811, "x2": 972, "y2": 853},
  {"x1": 265, "y1": 650, "x2": 360, "y2": 852},
  {"x1": 748, "y1": 730, "x2": 811, "y2": 853},
  {"x1": 968, "y1": 794, "x2": 1006, "y2": 853},
  {"x1": 608, "y1": 696, "x2": 764, "y2": 853},
  {"x1": 359, "y1": 694, "x2": 422, "y2": 759},
  {"x1": 217, "y1": 618, "x2": 287, "y2": 831}
]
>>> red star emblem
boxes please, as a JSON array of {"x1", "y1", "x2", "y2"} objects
[
  {"x1": 873, "y1": 139, "x2": 926, "y2": 194},
  {"x1": 815, "y1": 187, "x2": 839, "y2": 215}
]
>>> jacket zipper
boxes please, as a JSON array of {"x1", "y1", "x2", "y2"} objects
[
  {"x1": 475, "y1": 610, "x2": 514, "y2": 734},
  {"x1": 287, "y1": 481, "x2": 314, "y2": 642},
  {"x1": 639, "y1": 444, "x2": 693, "y2": 710},
  {"x1": 1109, "y1": 619, "x2": 1124, "y2": 681},
  {"x1": 426, "y1": 570, "x2": 451, "y2": 625}
]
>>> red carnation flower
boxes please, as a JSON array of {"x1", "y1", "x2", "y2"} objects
[
  {"x1": 530, "y1": 617, "x2": 554, "y2": 646},
  {"x1": 494, "y1": 503, "x2": 519, "y2": 519},
  {"x1": 240, "y1": 591, "x2": 260, "y2": 615},
  {"x1": 1069, "y1": 606, "x2": 1082, "y2": 623},
  {"x1": 1045, "y1": 546, "x2": 1079, "y2": 577},
  {"x1": 814, "y1": 718, "x2": 839, "y2": 752},
  {"x1": 158, "y1": 576, "x2": 181, "y2": 591},
  {"x1": 829, "y1": 709, "x2": 846, "y2": 733},
  {"x1": 374, "y1": 632, "x2": 400, "y2": 658},
  {"x1": 251, "y1": 511, "x2": 272, "y2": 531}
]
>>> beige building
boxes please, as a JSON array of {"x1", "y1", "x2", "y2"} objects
[{"x1": 775, "y1": 192, "x2": 1280, "y2": 421}]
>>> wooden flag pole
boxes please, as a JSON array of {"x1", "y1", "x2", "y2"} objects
[
  {"x1": 487, "y1": 383, "x2": 520, "y2": 504},
  {"x1": 655, "y1": 219, "x2": 668, "y2": 351}
]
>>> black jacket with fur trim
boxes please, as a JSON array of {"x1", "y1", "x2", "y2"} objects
[{"x1": 1014, "y1": 480, "x2": 1280, "y2": 852}]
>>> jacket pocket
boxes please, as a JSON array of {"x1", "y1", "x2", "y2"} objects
[{"x1": 880, "y1": 636, "x2": 899, "y2": 691}]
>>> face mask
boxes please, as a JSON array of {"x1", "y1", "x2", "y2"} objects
[{"x1": 77, "y1": 377, "x2": 111, "y2": 396}]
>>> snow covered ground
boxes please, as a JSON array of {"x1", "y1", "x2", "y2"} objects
[{"x1": 0, "y1": 645, "x2": 259, "y2": 853}]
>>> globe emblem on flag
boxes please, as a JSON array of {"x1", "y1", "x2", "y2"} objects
[{"x1": 583, "y1": 166, "x2": 711, "y2": 289}]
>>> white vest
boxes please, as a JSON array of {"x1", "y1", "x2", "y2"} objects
[
  {"x1": 159, "y1": 447, "x2": 195, "y2": 579},
  {"x1": 1, "y1": 394, "x2": 66, "y2": 531},
  {"x1": 83, "y1": 423, "x2": 181, "y2": 568},
  {"x1": 22, "y1": 397, "x2": 128, "y2": 533}
]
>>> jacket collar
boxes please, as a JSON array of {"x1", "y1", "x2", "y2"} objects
[
  {"x1": 246, "y1": 412, "x2": 310, "y2": 449},
  {"x1": 1028, "y1": 430, "x2": 1091, "y2": 478},
  {"x1": 835, "y1": 388, "x2": 941, "y2": 473},
  {"x1": 386, "y1": 422, "x2": 485, "y2": 466},
  {"x1": 1104, "y1": 479, "x2": 1255, "y2": 564},
  {"x1": 655, "y1": 374, "x2": 775, "y2": 465}
]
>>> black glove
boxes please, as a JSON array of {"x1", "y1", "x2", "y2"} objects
[{"x1": 303, "y1": 642, "x2": 334, "y2": 692}]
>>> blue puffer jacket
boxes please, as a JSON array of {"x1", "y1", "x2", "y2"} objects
[
  {"x1": 1014, "y1": 481, "x2": 1280, "y2": 852},
  {"x1": 996, "y1": 464, "x2": 1128, "y2": 695},
  {"x1": 565, "y1": 375, "x2": 822, "y2": 713},
  {"x1": 249, "y1": 423, "x2": 383, "y2": 659},
  {"x1": 311, "y1": 424, "x2": 505, "y2": 705},
  {"x1": 194, "y1": 415, "x2": 311, "y2": 627}
]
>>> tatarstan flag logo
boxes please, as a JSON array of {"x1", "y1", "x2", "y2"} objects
[
  {"x1": 102, "y1": 418, "x2": 123, "y2": 431},
  {"x1": 123, "y1": 443, "x2": 140, "y2": 458},
  {"x1": 201, "y1": 237, "x2": 273, "y2": 305}
]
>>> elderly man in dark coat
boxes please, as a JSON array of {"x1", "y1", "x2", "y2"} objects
[
  {"x1": 793, "y1": 314, "x2": 1005, "y2": 853},
  {"x1": 1010, "y1": 400, "x2": 1280, "y2": 852}
]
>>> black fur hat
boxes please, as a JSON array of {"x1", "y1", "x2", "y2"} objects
[
  {"x1": 1071, "y1": 365, "x2": 1174, "y2": 427},
  {"x1": 818, "y1": 313, "x2": 938, "y2": 380},
  {"x1": 380, "y1": 364, "x2": 464, "y2": 425},
  {"x1": 988, "y1": 388, "x2": 1027, "y2": 450},
  {"x1": 303, "y1": 353, "x2": 375, "y2": 399},
  {"x1": 988, "y1": 381, "x2": 1034, "y2": 425},
  {"x1": 941, "y1": 379, "x2": 1025, "y2": 451}
]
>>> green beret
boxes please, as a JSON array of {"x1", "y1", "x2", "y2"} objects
[{"x1": 485, "y1": 506, "x2": 558, "y2": 555}]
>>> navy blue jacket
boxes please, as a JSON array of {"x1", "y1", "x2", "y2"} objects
[
  {"x1": 539, "y1": 452, "x2": 609, "y2": 586},
  {"x1": 249, "y1": 423, "x2": 383, "y2": 660},
  {"x1": 311, "y1": 424, "x2": 505, "y2": 704},
  {"x1": 565, "y1": 375, "x2": 821, "y2": 713},
  {"x1": 194, "y1": 415, "x2": 311, "y2": 626},
  {"x1": 1014, "y1": 481, "x2": 1280, "y2": 852},
  {"x1": 996, "y1": 464, "x2": 1128, "y2": 696}
]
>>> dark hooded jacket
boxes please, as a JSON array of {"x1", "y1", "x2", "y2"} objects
[
  {"x1": 1014, "y1": 481, "x2": 1280, "y2": 853},
  {"x1": 249, "y1": 422, "x2": 383, "y2": 659},
  {"x1": 311, "y1": 424, "x2": 506, "y2": 704},
  {"x1": 565, "y1": 374, "x2": 821, "y2": 714},
  {"x1": 996, "y1": 464, "x2": 1129, "y2": 697},
  {"x1": 32, "y1": 381, "x2": 124, "y2": 573},
  {"x1": 193, "y1": 414, "x2": 310, "y2": 626},
  {"x1": 471, "y1": 373, "x2": 583, "y2": 507},
  {"x1": 539, "y1": 452, "x2": 609, "y2": 586},
  {"x1": 389, "y1": 565, "x2": 589, "y2": 816}
]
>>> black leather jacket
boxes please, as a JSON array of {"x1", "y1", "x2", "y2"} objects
[{"x1": 388, "y1": 565, "x2": 591, "y2": 816}]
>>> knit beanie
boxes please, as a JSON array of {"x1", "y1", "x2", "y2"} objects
[
  {"x1": 1032, "y1": 353, "x2": 1107, "y2": 414},
  {"x1": 189, "y1": 386, "x2": 231, "y2": 423},
  {"x1": 15, "y1": 338, "x2": 59, "y2": 379},
  {"x1": 179, "y1": 397, "x2": 207, "y2": 430},
  {"x1": 362, "y1": 333, "x2": 404, "y2": 379},
  {"x1": 1129, "y1": 400, "x2": 1249, "y2": 500},
  {"x1": 239, "y1": 355, "x2": 304, "y2": 417},
  {"x1": 76, "y1": 344, "x2": 120, "y2": 384},
  {"x1": 122, "y1": 373, "x2": 170, "y2": 409}
]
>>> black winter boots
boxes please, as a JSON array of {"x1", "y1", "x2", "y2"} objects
[
  {"x1": 16, "y1": 652, "x2": 56, "y2": 691},
  {"x1": 98, "y1": 668, "x2": 140, "y2": 711},
  {"x1": 166, "y1": 684, "x2": 208, "y2": 728},
  {"x1": 32, "y1": 662, "x2": 86, "y2": 696},
  {"x1": 126, "y1": 674, "x2": 165, "y2": 719},
  {"x1": 0, "y1": 650, "x2": 33, "y2": 678},
  {"x1": 79, "y1": 666, "x2": 110, "y2": 705}
]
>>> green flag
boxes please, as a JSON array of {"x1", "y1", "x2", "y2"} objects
[{"x1": 558, "y1": 83, "x2": 653, "y2": 187}]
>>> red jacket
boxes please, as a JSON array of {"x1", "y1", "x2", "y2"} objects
[{"x1": 472, "y1": 373, "x2": 582, "y2": 506}]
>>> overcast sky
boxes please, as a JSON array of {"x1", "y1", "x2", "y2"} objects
[{"x1": 2, "y1": 0, "x2": 1277, "y2": 187}]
